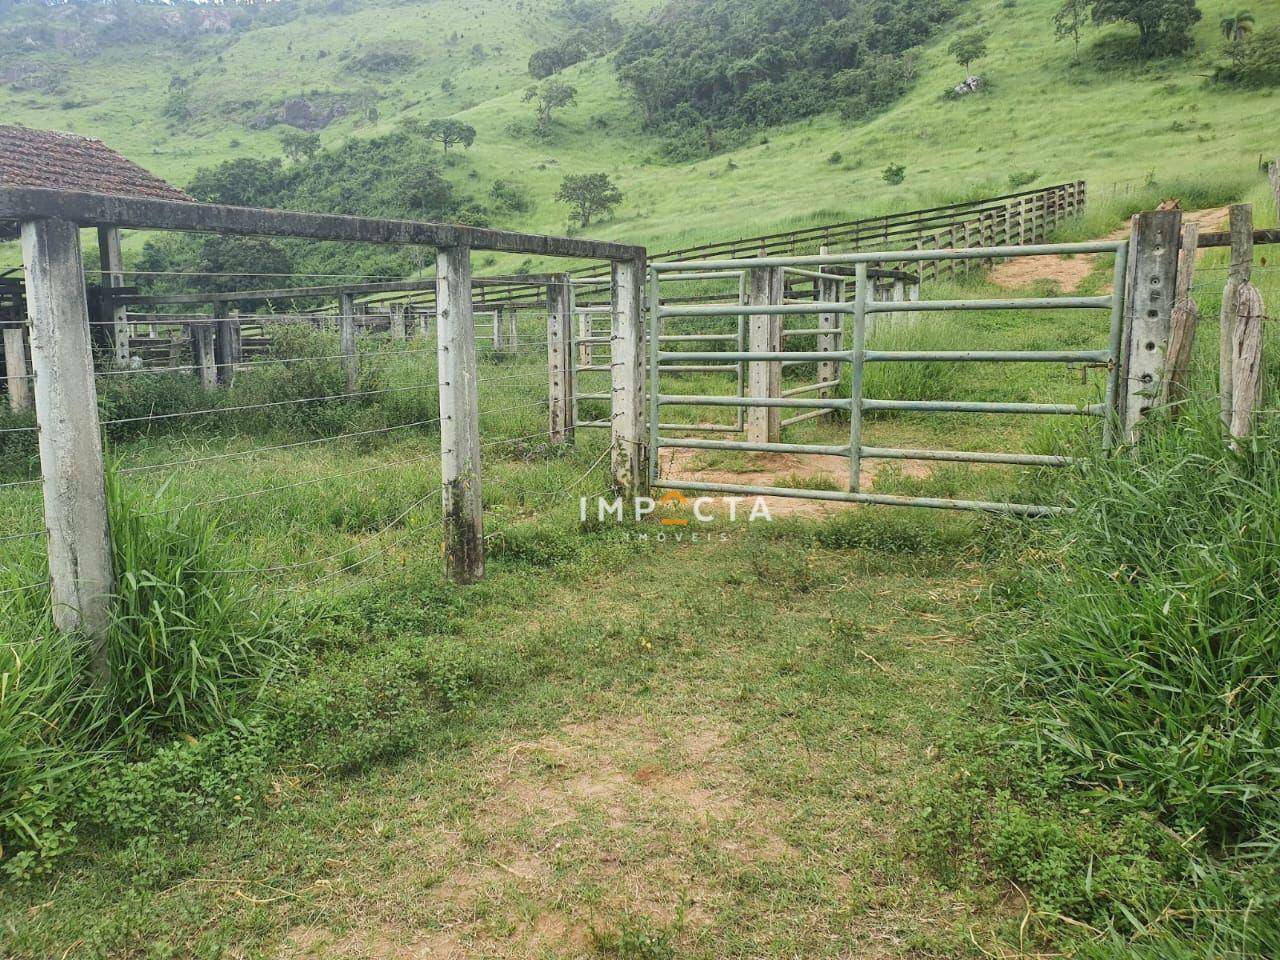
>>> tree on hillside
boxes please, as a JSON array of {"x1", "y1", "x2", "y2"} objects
[
  {"x1": 280, "y1": 130, "x2": 321, "y2": 163},
  {"x1": 1087, "y1": 0, "x2": 1202, "y2": 57},
  {"x1": 948, "y1": 31, "x2": 989, "y2": 76},
  {"x1": 555, "y1": 172, "x2": 622, "y2": 227},
  {"x1": 523, "y1": 78, "x2": 577, "y2": 136},
  {"x1": 424, "y1": 118, "x2": 477, "y2": 153},
  {"x1": 1221, "y1": 9, "x2": 1256, "y2": 68},
  {"x1": 1053, "y1": 0, "x2": 1091, "y2": 59}
]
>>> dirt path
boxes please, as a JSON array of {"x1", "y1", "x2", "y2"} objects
[
  {"x1": 658, "y1": 448, "x2": 932, "y2": 518},
  {"x1": 989, "y1": 205, "x2": 1230, "y2": 293},
  {"x1": 4, "y1": 527, "x2": 1006, "y2": 959}
]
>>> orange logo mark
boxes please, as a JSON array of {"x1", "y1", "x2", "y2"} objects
[{"x1": 657, "y1": 490, "x2": 691, "y2": 526}]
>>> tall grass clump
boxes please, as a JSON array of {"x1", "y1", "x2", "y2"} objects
[
  {"x1": 1009, "y1": 406, "x2": 1280, "y2": 845},
  {"x1": 839, "y1": 314, "x2": 967, "y2": 411},
  {"x1": 104, "y1": 471, "x2": 289, "y2": 748},
  {"x1": 922, "y1": 404, "x2": 1280, "y2": 956},
  {"x1": 0, "y1": 470, "x2": 288, "y2": 879}
]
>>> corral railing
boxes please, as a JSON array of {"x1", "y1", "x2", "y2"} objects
[
  {"x1": 0, "y1": 186, "x2": 649, "y2": 661},
  {"x1": 380, "y1": 180, "x2": 1086, "y2": 314},
  {"x1": 648, "y1": 239, "x2": 1133, "y2": 517}
]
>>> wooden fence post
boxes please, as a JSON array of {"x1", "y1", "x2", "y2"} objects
[
  {"x1": 3, "y1": 325, "x2": 32, "y2": 412},
  {"x1": 816, "y1": 246, "x2": 841, "y2": 412},
  {"x1": 21, "y1": 217, "x2": 115, "y2": 671},
  {"x1": 192, "y1": 322, "x2": 218, "y2": 390},
  {"x1": 611, "y1": 256, "x2": 648, "y2": 496},
  {"x1": 1268, "y1": 160, "x2": 1279, "y2": 218},
  {"x1": 338, "y1": 291, "x2": 359, "y2": 393},
  {"x1": 1121, "y1": 209, "x2": 1182, "y2": 440},
  {"x1": 547, "y1": 275, "x2": 574, "y2": 445},
  {"x1": 1163, "y1": 221, "x2": 1200, "y2": 410},
  {"x1": 97, "y1": 226, "x2": 130, "y2": 365},
  {"x1": 436, "y1": 246, "x2": 484, "y2": 583},
  {"x1": 747, "y1": 263, "x2": 783, "y2": 444},
  {"x1": 1220, "y1": 205, "x2": 1253, "y2": 430},
  {"x1": 1231, "y1": 282, "x2": 1265, "y2": 442}
]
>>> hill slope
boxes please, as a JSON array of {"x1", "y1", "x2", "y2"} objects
[{"x1": 1, "y1": 0, "x2": 1278, "y2": 265}]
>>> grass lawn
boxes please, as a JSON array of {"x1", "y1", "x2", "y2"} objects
[{"x1": 2, "y1": 502, "x2": 1008, "y2": 959}]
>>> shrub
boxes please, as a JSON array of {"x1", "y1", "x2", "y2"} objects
[{"x1": 882, "y1": 162, "x2": 906, "y2": 184}]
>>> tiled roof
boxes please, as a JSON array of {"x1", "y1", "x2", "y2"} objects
[{"x1": 0, "y1": 124, "x2": 192, "y2": 203}]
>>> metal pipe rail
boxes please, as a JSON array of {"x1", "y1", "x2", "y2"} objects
[{"x1": 647, "y1": 239, "x2": 1128, "y2": 516}]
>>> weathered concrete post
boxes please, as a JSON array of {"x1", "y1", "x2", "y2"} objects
[
  {"x1": 390, "y1": 303, "x2": 407, "y2": 341},
  {"x1": 505, "y1": 304, "x2": 520, "y2": 352},
  {"x1": 611, "y1": 256, "x2": 648, "y2": 496},
  {"x1": 490, "y1": 307, "x2": 506, "y2": 354},
  {"x1": 816, "y1": 246, "x2": 841, "y2": 412},
  {"x1": 97, "y1": 226, "x2": 130, "y2": 365},
  {"x1": 1163, "y1": 221, "x2": 1200, "y2": 411},
  {"x1": 1121, "y1": 209, "x2": 1182, "y2": 441},
  {"x1": 547, "y1": 275, "x2": 575, "y2": 445},
  {"x1": 21, "y1": 218, "x2": 115, "y2": 672},
  {"x1": 436, "y1": 246, "x2": 484, "y2": 583},
  {"x1": 3, "y1": 325, "x2": 32, "y2": 412},
  {"x1": 891, "y1": 277, "x2": 907, "y2": 327},
  {"x1": 747, "y1": 264, "x2": 783, "y2": 443},
  {"x1": 213, "y1": 302, "x2": 240, "y2": 387},
  {"x1": 338, "y1": 291, "x2": 359, "y2": 393},
  {"x1": 192, "y1": 322, "x2": 218, "y2": 390}
]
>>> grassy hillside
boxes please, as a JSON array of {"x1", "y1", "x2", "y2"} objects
[{"x1": 1, "y1": 0, "x2": 1278, "y2": 266}]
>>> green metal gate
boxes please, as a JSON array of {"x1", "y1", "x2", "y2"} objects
[{"x1": 646, "y1": 241, "x2": 1130, "y2": 517}]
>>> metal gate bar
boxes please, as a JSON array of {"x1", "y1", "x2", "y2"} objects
[{"x1": 647, "y1": 241, "x2": 1129, "y2": 516}]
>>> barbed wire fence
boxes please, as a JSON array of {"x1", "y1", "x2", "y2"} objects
[{"x1": 1, "y1": 271, "x2": 616, "y2": 606}]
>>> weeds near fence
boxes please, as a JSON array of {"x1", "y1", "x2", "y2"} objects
[{"x1": 920, "y1": 403, "x2": 1280, "y2": 958}]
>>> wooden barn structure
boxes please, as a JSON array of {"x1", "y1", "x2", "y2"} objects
[{"x1": 0, "y1": 123, "x2": 195, "y2": 408}]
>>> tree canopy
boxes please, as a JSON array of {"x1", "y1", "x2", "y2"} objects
[
  {"x1": 1089, "y1": 0, "x2": 1202, "y2": 57},
  {"x1": 423, "y1": 118, "x2": 477, "y2": 153},
  {"x1": 555, "y1": 173, "x2": 623, "y2": 228},
  {"x1": 613, "y1": 0, "x2": 956, "y2": 158}
]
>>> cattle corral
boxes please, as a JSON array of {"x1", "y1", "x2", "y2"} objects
[
  {"x1": 2, "y1": 175, "x2": 1276, "y2": 642},
  {"x1": 3, "y1": 145, "x2": 1280, "y2": 957}
]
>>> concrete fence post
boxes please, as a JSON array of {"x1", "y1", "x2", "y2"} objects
[
  {"x1": 1163, "y1": 221, "x2": 1200, "y2": 411},
  {"x1": 193, "y1": 321, "x2": 218, "y2": 390},
  {"x1": 338, "y1": 291, "x2": 359, "y2": 393},
  {"x1": 3, "y1": 325, "x2": 32, "y2": 412},
  {"x1": 21, "y1": 217, "x2": 115, "y2": 675},
  {"x1": 505, "y1": 304, "x2": 520, "y2": 352},
  {"x1": 1121, "y1": 209, "x2": 1183, "y2": 441},
  {"x1": 547, "y1": 275, "x2": 574, "y2": 445},
  {"x1": 436, "y1": 246, "x2": 485, "y2": 583},
  {"x1": 611, "y1": 256, "x2": 648, "y2": 496},
  {"x1": 213, "y1": 303, "x2": 240, "y2": 388},
  {"x1": 390, "y1": 303, "x2": 407, "y2": 341},
  {"x1": 97, "y1": 226, "x2": 130, "y2": 365},
  {"x1": 816, "y1": 245, "x2": 841, "y2": 412},
  {"x1": 747, "y1": 263, "x2": 783, "y2": 443}
]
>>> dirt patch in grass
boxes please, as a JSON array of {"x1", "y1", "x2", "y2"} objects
[
  {"x1": 661, "y1": 448, "x2": 932, "y2": 517},
  {"x1": 989, "y1": 206, "x2": 1231, "y2": 293}
]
